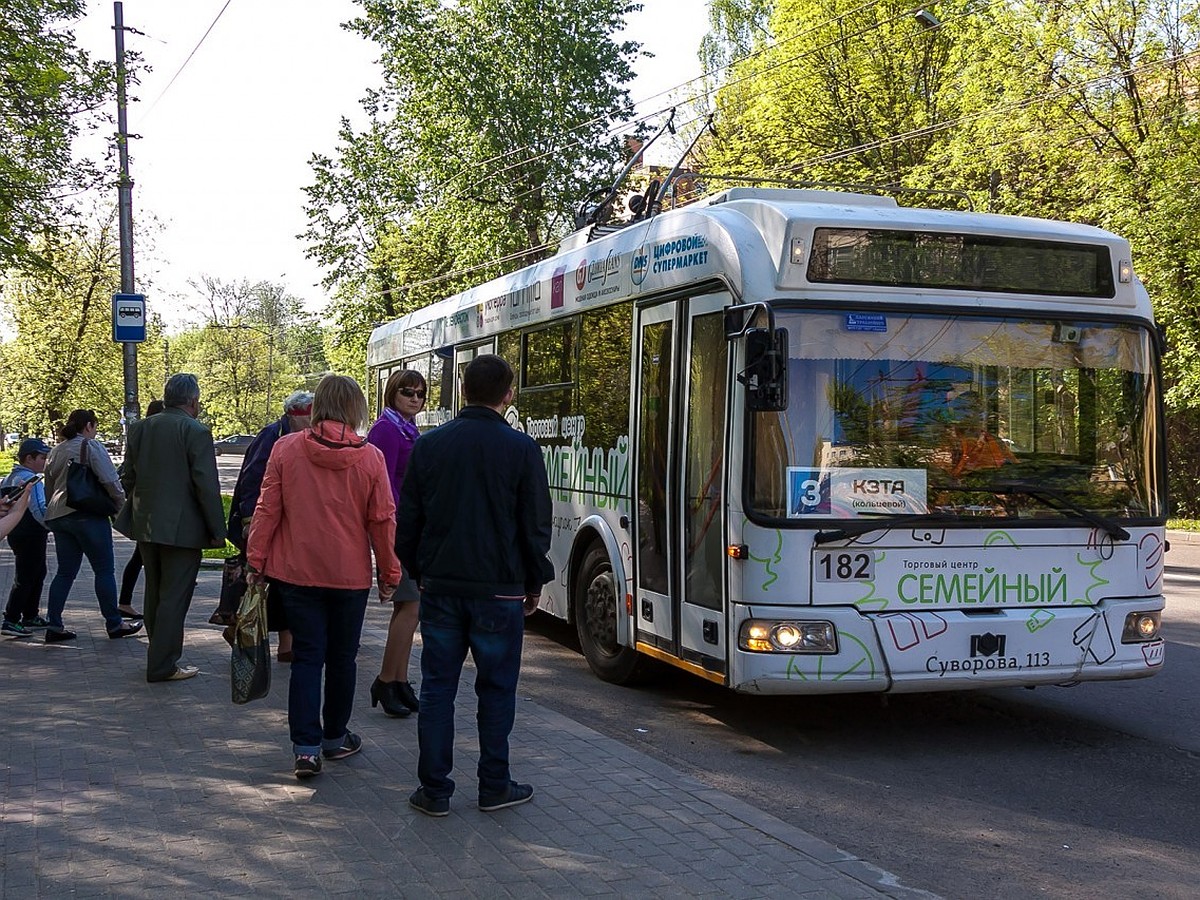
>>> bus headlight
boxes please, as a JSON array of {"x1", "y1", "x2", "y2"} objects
[
  {"x1": 739, "y1": 620, "x2": 838, "y2": 653},
  {"x1": 1121, "y1": 611, "x2": 1161, "y2": 643}
]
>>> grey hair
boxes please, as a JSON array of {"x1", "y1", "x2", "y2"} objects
[
  {"x1": 283, "y1": 390, "x2": 314, "y2": 414},
  {"x1": 163, "y1": 373, "x2": 201, "y2": 408}
]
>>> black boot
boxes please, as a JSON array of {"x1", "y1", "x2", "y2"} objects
[
  {"x1": 369, "y1": 677, "x2": 410, "y2": 718},
  {"x1": 395, "y1": 681, "x2": 420, "y2": 712}
]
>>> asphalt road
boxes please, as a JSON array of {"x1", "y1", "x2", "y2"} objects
[{"x1": 519, "y1": 540, "x2": 1200, "y2": 900}]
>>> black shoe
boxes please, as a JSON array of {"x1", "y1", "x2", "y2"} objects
[
  {"x1": 322, "y1": 732, "x2": 362, "y2": 760},
  {"x1": 396, "y1": 681, "x2": 420, "y2": 712},
  {"x1": 20, "y1": 615, "x2": 50, "y2": 629},
  {"x1": 117, "y1": 607, "x2": 143, "y2": 619},
  {"x1": 369, "y1": 677, "x2": 410, "y2": 718},
  {"x1": 294, "y1": 754, "x2": 322, "y2": 779},
  {"x1": 409, "y1": 787, "x2": 449, "y2": 817},
  {"x1": 479, "y1": 782, "x2": 534, "y2": 812},
  {"x1": 108, "y1": 621, "x2": 144, "y2": 639},
  {"x1": 45, "y1": 628, "x2": 76, "y2": 643}
]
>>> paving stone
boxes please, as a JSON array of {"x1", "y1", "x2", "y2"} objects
[{"x1": 0, "y1": 539, "x2": 936, "y2": 899}]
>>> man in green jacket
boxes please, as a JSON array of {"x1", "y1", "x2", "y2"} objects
[{"x1": 121, "y1": 373, "x2": 227, "y2": 682}]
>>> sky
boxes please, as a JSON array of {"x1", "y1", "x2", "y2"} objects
[{"x1": 75, "y1": 1, "x2": 711, "y2": 327}]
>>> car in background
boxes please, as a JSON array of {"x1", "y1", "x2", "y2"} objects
[{"x1": 213, "y1": 434, "x2": 255, "y2": 456}]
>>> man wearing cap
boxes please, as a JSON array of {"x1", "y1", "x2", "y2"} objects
[
  {"x1": 210, "y1": 391, "x2": 314, "y2": 651},
  {"x1": 0, "y1": 439, "x2": 50, "y2": 637}
]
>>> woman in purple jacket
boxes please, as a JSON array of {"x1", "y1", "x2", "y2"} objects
[{"x1": 366, "y1": 369, "x2": 427, "y2": 718}]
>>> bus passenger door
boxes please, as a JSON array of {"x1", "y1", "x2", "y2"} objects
[
  {"x1": 678, "y1": 294, "x2": 730, "y2": 674},
  {"x1": 633, "y1": 294, "x2": 730, "y2": 676}
]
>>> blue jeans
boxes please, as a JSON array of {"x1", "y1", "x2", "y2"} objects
[
  {"x1": 417, "y1": 593, "x2": 525, "y2": 800},
  {"x1": 276, "y1": 581, "x2": 369, "y2": 756},
  {"x1": 46, "y1": 513, "x2": 123, "y2": 633}
]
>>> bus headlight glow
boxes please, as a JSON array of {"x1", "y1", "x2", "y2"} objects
[
  {"x1": 739, "y1": 620, "x2": 838, "y2": 653},
  {"x1": 1121, "y1": 611, "x2": 1160, "y2": 643}
]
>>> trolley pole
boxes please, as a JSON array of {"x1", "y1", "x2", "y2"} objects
[{"x1": 114, "y1": 2, "x2": 140, "y2": 428}]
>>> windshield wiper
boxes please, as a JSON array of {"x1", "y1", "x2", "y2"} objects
[
  {"x1": 813, "y1": 513, "x2": 964, "y2": 546},
  {"x1": 992, "y1": 480, "x2": 1130, "y2": 541}
]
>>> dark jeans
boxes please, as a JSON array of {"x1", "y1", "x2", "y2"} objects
[
  {"x1": 277, "y1": 581, "x2": 369, "y2": 755},
  {"x1": 46, "y1": 513, "x2": 123, "y2": 632},
  {"x1": 4, "y1": 528, "x2": 48, "y2": 622},
  {"x1": 417, "y1": 593, "x2": 525, "y2": 800}
]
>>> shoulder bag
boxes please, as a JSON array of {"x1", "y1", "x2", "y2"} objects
[{"x1": 65, "y1": 440, "x2": 120, "y2": 517}]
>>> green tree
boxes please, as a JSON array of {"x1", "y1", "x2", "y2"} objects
[
  {"x1": 1, "y1": 0, "x2": 114, "y2": 271},
  {"x1": 703, "y1": 0, "x2": 1200, "y2": 511},
  {"x1": 303, "y1": 0, "x2": 643, "y2": 367},
  {"x1": 176, "y1": 276, "x2": 323, "y2": 435},
  {"x1": 0, "y1": 208, "x2": 164, "y2": 437}
]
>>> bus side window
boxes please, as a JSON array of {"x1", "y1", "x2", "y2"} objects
[
  {"x1": 579, "y1": 304, "x2": 633, "y2": 451},
  {"x1": 498, "y1": 332, "x2": 521, "y2": 406}
]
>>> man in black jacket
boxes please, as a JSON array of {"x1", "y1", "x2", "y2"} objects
[{"x1": 396, "y1": 354, "x2": 553, "y2": 817}]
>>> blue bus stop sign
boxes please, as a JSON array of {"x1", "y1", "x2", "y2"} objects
[{"x1": 112, "y1": 293, "x2": 146, "y2": 343}]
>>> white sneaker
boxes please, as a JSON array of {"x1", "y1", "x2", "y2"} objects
[{"x1": 165, "y1": 665, "x2": 199, "y2": 681}]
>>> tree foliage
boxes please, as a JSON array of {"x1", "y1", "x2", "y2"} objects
[
  {"x1": 171, "y1": 276, "x2": 329, "y2": 436},
  {"x1": 0, "y1": 208, "x2": 164, "y2": 438},
  {"x1": 303, "y1": 0, "x2": 643, "y2": 369},
  {"x1": 0, "y1": 0, "x2": 114, "y2": 272},
  {"x1": 702, "y1": 0, "x2": 1200, "y2": 512}
]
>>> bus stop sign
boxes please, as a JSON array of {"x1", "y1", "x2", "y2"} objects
[{"x1": 112, "y1": 293, "x2": 146, "y2": 343}]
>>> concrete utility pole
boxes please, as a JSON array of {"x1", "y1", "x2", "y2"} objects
[{"x1": 114, "y1": 2, "x2": 140, "y2": 427}]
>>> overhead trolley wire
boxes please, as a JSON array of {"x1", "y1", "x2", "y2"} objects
[
  {"x1": 137, "y1": 0, "x2": 236, "y2": 122},
  {"x1": 430, "y1": 0, "x2": 889, "y2": 195}
]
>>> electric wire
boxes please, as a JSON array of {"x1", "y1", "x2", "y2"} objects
[
  {"x1": 457, "y1": 0, "x2": 930, "y2": 198},
  {"x1": 336, "y1": 2, "x2": 1198, "y2": 312},
  {"x1": 765, "y1": 48, "x2": 1200, "y2": 178},
  {"x1": 430, "y1": 0, "x2": 1001, "y2": 230},
  {"x1": 136, "y1": 0, "x2": 236, "y2": 122},
  {"x1": 428, "y1": 0, "x2": 886, "y2": 194}
]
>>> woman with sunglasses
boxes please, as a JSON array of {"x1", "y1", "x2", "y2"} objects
[{"x1": 366, "y1": 370, "x2": 428, "y2": 718}]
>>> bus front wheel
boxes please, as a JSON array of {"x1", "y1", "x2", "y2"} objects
[{"x1": 574, "y1": 544, "x2": 645, "y2": 685}]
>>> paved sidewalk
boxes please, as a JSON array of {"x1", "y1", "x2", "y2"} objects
[{"x1": 0, "y1": 538, "x2": 936, "y2": 899}]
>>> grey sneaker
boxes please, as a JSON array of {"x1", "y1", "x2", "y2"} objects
[
  {"x1": 1, "y1": 620, "x2": 32, "y2": 638},
  {"x1": 479, "y1": 782, "x2": 534, "y2": 812},
  {"x1": 408, "y1": 788, "x2": 450, "y2": 817}
]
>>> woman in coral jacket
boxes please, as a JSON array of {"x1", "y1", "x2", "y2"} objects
[{"x1": 247, "y1": 375, "x2": 401, "y2": 779}]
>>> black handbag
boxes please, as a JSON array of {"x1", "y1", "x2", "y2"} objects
[
  {"x1": 65, "y1": 440, "x2": 120, "y2": 517},
  {"x1": 230, "y1": 581, "x2": 271, "y2": 704}
]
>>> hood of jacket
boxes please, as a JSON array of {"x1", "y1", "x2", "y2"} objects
[{"x1": 301, "y1": 420, "x2": 370, "y2": 470}]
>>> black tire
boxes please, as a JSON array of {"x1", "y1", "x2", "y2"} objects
[{"x1": 573, "y1": 543, "x2": 646, "y2": 685}]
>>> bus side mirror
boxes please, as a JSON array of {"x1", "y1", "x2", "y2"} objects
[{"x1": 739, "y1": 328, "x2": 788, "y2": 412}]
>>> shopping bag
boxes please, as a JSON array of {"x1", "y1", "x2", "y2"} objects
[{"x1": 230, "y1": 581, "x2": 271, "y2": 704}]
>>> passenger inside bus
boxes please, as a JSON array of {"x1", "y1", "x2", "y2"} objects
[{"x1": 936, "y1": 389, "x2": 1016, "y2": 478}]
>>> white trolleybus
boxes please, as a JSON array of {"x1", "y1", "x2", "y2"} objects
[{"x1": 367, "y1": 187, "x2": 1166, "y2": 694}]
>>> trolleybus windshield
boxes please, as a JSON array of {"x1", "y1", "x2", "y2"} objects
[{"x1": 749, "y1": 311, "x2": 1163, "y2": 525}]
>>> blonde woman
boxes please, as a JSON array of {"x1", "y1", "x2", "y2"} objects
[{"x1": 247, "y1": 375, "x2": 401, "y2": 779}]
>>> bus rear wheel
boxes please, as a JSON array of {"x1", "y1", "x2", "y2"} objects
[{"x1": 574, "y1": 544, "x2": 645, "y2": 685}]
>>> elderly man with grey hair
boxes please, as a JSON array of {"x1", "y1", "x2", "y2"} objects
[
  {"x1": 121, "y1": 373, "x2": 227, "y2": 682},
  {"x1": 209, "y1": 390, "x2": 314, "y2": 655}
]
